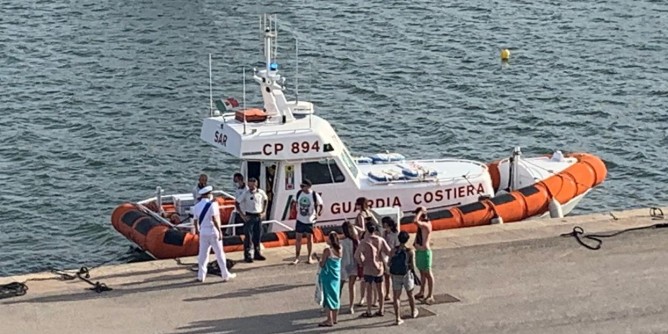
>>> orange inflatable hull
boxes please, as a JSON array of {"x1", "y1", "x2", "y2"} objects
[
  {"x1": 399, "y1": 152, "x2": 606, "y2": 233},
  {"x1": 111, "y1": 153, "x2": 606, "y2": 259}
]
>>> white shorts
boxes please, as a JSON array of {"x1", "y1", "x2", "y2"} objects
[{"x1": 391, "y1": 272, "x2": 415, "y2": 292}]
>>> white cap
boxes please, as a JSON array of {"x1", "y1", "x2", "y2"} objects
[{"x1": 198, "y1": 185, "x2": 213, "y2": 195}]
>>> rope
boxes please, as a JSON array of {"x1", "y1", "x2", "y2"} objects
[
  {"x1": 650, "y1": 207, "x2": 664, "y2": 220},
  {"x1": 74, "y1": 267, "x2": 113, "y2": 293},
  {"x1": 0, "y1": 282, "x2": 28, "y2": 300},
  {"x1": 48, "y1": 265, "x2": 115, "y2": 293},
  {"x1": 560, "y1": 207, "x2": 667, "y2": 250},
  {"x1": 2, "y1": 249, "x2": 152, "y2": 300},
  {"x1": 174, "y1": 258, "x2": 237, "y2": 274},
  {"x1": 1, "y1": 261, "x2": 117, "y2": 300},
  {"x1": 174, "y1": 258, "x2": 199, "y2": 272}
]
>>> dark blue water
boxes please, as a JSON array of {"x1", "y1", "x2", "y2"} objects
[{"x1": 1, "y1": 0, "x2": 666, "y2": 276}]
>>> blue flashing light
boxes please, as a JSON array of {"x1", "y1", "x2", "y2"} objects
[{"x1": 270, "y1": 63, "x2": 278, "y2": 71}]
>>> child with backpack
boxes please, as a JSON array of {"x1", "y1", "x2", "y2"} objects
[
  {"x1": 389, "y1": 231, "x2": 419, "y2": 325},
  {"x1": 382, "y1": 217, "x2": 400, "y2": 302}
]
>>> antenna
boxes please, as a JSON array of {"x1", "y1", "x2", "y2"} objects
[
  {"x1": 243, "y1": 67, "x2": 247, "y2": 135},
  {"x1": 264, "y1": 15, "x2": 271, "y2": 73},
  {"x1": 243, "y1": 67, "x2": 247, "y2": 111},
  {"x1": 259, "y1": 15, "x2": 264, "y2": 61},
  {"x1": 307, "y1": 60, "x2": 312, "y2": 129},
  {"x1": 273, "y1": 15, "x2": 278, "y2": 64},
  {"x1": 208, "y1": 53, "x2": 213, "y2": 116},
  {"x1": 295, "y1": 37, "x2": 299, "y2": 103},
  {"x1": 308, "y1": 62, "x2": 312, "y2": 102}
]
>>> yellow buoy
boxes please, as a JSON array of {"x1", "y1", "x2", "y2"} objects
[{"x1": 501, "y1": 48, "x2": 510, "y2": 61}]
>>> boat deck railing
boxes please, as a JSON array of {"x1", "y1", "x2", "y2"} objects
[
  {"x1": 174, "y1": 219, "x2": 294, "y2": 235},
  {"x1": 218, "y1": 112, "x2": 318, "y2": 135}
]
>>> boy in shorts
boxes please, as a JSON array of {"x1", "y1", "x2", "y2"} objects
[
  {"x1": 413, "y1": 206, "x2": 435, "y2": 305},
  {"x1": 354, "y1": 222, "x2": 391, "y2": 317},
  {"x1": 291, "y1": 179, "x2": 323, "y2": 264}
]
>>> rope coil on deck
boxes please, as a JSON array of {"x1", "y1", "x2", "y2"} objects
[
  {"x1": 0, "y1": 282, "x2": 28, "y2": 300},
  {"x1": 1, "y1": 254, "x2": 130, "y2": 300},
  {"x1": 561, "y1": 207, "x2": 668, "y2": 250}
]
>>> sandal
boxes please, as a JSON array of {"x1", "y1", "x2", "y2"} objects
[
  {"x1": 360, "y1": 312, "x2": 374, "y2": 318},
  {"x1": 318, "y1": 322, "x2": 333, "y2": 327},
  {"x1": 374, "y1": 311, "x2": 384, "y2": 317}
]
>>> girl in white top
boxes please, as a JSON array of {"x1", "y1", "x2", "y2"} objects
[
  {"x1": 382, "y1": 217, "x2": 400, "y2": 301},
  {"x1": 339, "y1": 220, "x2": 360, "y2": 314},
  {"x1": 354, "y1": 197, "x2": 379, "y2": 234}
]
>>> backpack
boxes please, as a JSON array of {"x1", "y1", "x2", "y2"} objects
[{"x1": 389, "y1": 246, "x2": 409, "y2": 275}]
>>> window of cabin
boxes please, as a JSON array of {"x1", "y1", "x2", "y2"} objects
[
  {"x1": 301, "y1": 159, "x2": 345, "y2": 185},
  {"x1": 340, "y1": 149, "x2": 359, "y2": 177}
]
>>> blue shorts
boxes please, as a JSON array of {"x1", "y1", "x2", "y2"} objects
[
  {"x1": 295, "y1": 221, "x2": 314, "y2": 234},
  {"x1": 363, "y1": 275, "x2": 383, "y2": 284}
]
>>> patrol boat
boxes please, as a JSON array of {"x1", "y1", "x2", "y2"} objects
[{"x1": 111, "y1": 15, "x2": 607, "y2": 259}]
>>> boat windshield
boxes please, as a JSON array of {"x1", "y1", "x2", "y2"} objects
[{"x1": 340, "y1": 148, "x2": 359, "y2": 178}]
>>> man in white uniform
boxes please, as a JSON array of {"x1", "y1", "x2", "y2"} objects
[
  {"x1": 235, "y1": 177, "x2": 268, "y2": 263},
  {"x1": 193, "y1": 186, "x2": 236, "y2": 282},
  {"x1": 291, "y1": 179, "x2": 323, "y2": 265}
]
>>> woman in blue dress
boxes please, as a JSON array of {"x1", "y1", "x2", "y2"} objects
[{"x1": 317, "y1": 231, "x2": 342, "y2": 327}]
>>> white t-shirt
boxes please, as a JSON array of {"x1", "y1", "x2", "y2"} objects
[
  {"x1": 193, "y1": 184, "x2": 206, "y2": 201},
  {"x1": 383, "y1": 230, "x2": 400, "y2": 263},
  {"x1": 193, "y1": 198, "x2": 220, "y2": 235},
  {"x1": 296, "y1": 190, "x2": 323, "y2": 224},
  {"x1": 233, "y1": 184, "x2": 249, "y2": 212},
  {"x1": 237, "y1": 188, "x2": 268, "y2": 214}
]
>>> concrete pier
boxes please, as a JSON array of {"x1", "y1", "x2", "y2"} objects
[{"x1": 1, "y1": 207, "x2": 667, "y2": 334}]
